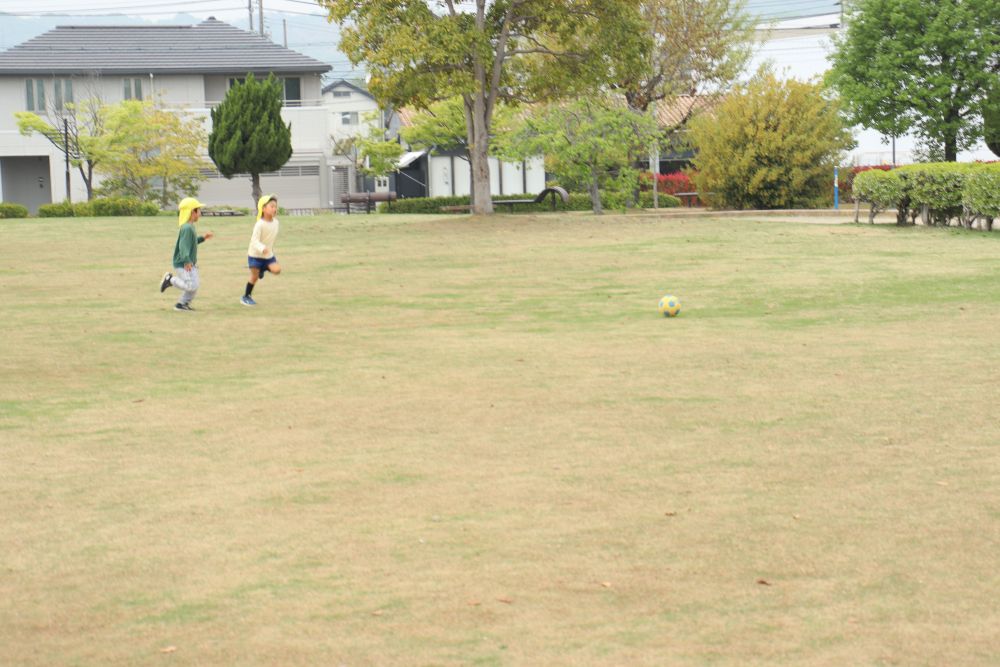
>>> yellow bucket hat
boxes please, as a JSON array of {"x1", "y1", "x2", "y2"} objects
[
  {"x1": 177, "y1": 197, "x2": 204, "y2": 226},
  {"x1": 257, "y1": 194, "x2": 277, "y2": 220}
]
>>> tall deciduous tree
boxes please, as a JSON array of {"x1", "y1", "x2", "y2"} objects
[
  {"x1": 827, "y1": 0, "x2": 1000, "y2": 162},
  {"x1": 496, "y1": 97, "x2": 660, "y2": 214},
  {"x1": 688, "y1": 71, "x2": 853, "y2": 210},
  {"x1": 208, "y1": 73, "x2": 292, "y2": 204},
  {"x1": 95, "y1": 101, "x2": 209, "y2": 207},
  {"x1": 15, "y1": 97, "x2": 109, "y2": 200},
  {"x1": 320, "y1": 0, "x2": 648, "y2": 214},
  {"x1": 618, "y1": 0, "x2": 755, "y2": 119}
]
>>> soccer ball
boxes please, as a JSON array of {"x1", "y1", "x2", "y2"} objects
[{"x1": 658, "y1": 295, "x2": 681, "y2": 317}]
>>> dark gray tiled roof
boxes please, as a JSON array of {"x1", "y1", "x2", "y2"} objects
[
  {"x1": 0, "y1": 18, "x2": 331, "y2": 75},
  {"x1": 322, "y1": 79, "x2": 373, "y2": 98}
]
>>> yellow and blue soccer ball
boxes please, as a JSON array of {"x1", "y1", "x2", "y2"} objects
[{"x1": 658, "y1": 295, "x2": 681, "y2": 317}]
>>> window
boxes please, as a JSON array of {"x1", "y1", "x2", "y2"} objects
[
  {"x1": 283, "y1": 77, "x2": 301, "y2": 106},
  {"x1": 332, "y1": 90, "x2": 350, "y2": 99},
  {"x1": 53, "y1": 79, "x2": 73, "y2": 111},
  {"x1": 341, "y1": 111, "x2": 358, "y2": 125},
  {"x1": 124, "y1": 77, "x2": 143, "y2": 101},
  {"x1": 25, "y1": 79, "x2": 45, "y2": 111}
]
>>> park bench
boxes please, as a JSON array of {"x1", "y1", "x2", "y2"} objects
[
  {"x1": 439, "y1": 186, "x2": 570, "y2": 213},
  {"x1": 673, "y1": 191, "x2": 713, "y2": 207},
  {"x1": 341, "y1": 191, "x2": 397, "y2": 214},
  {"x1": 202, "y1": 209, "x2": 243, "y2": 217}
]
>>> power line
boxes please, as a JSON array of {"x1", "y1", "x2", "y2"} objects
[{"x1": 1, "y1": 0, "x2": 242, "y2": 17}]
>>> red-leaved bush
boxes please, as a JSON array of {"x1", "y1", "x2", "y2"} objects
[{"x1": 641, "y1": 171, "x2": 695, "y2": 195}]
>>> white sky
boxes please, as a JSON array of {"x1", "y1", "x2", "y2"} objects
[{"x1": 0, "y1": 0, "x2": 328, "y2": 22}]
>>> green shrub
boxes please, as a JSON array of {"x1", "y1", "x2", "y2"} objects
[
  {"x1": 0, "y1": 202, "x2": 29, "y2": 218},
  {"x1": 897, "y1": 162, "x2": 981, "y2": 226},
  {"x1": 87, "y1": 197, "x2": 158, "y2": 217},
  {"x1": 38, "y1": 201, "x2": 76, "y2": 217},
  {"x1": 73, "y1": 202, "x2": 93, "y2": 217},
  {"x1": 962, "y1": 164, "x2": 1000, "y2": 230},
  {"x1": 852, "y1": 169, "x2": 906, "y2": 223},
  {"x1": 379, "y1": 192, "x2": 679, "y2": 214}
]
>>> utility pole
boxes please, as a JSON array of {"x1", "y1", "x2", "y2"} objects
[
  {"x1": 63, "y1": 117, "x2": 71, "y2": 204},
  {"x1": 259, "y1": 0, "x2": 264, "y2": 37},
  {"x1": 283, "y1": 19, "x2": 287, "y2": 47},
  {"x1": 248, "y1": 0, "x2": 254, "y2": 32}
]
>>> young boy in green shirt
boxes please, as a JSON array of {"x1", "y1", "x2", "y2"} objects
[{"x1": 160, "y1": 197, "x2": 213, "y2": 311}]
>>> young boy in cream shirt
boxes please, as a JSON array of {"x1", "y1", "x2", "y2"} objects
[{"x1": 241, "y1": 194, "x2": 281, "y2": 307}]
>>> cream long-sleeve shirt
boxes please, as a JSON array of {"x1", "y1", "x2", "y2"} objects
[{"x1": 247, "y1": 217, "x2": 279, "y2": 259}]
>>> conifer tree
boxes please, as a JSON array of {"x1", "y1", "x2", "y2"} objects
[{"x1": 208, "y1": 73, "x2": 292, "y2": 204}]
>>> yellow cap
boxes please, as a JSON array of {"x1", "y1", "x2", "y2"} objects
[
  {"x1": 257, "y1": 194, "x2": 277, "y2": 220},
  {"x1": 178, "y1": 197, "x2": 204, "y2": 226}
]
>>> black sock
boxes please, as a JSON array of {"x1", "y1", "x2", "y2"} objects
[{"x1": 245, "y1": 282, "x2": 254, "y2": 297}]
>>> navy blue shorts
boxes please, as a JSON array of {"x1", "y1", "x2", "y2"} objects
[{"x1": 248, "y1": 255, "x2": 277, "y2": 270}]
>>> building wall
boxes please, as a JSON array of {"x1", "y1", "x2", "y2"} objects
[{"x1": 426, "y1": 154, "x2": 545, "y2": 198}]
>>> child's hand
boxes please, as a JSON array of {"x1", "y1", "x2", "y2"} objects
[
  {"x1": 184, "y1": 263, "x2": 193, "y2": 271},
  {"x1": 203, "y1": 232, "x2": 214, "y2": 240}
]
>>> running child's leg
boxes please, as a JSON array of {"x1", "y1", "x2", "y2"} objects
[{"x1": 177, "y1": 267, "x2": 200, "y2": 305}]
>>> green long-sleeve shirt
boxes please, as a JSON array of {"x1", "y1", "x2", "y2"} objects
[{"x1": 172, "y1": 223, "x2": 205, "y2": 268}]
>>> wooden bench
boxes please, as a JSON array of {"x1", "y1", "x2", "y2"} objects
[
  {"x1": 439, "y1": 187, "x2": 570, "y2": 213},
  {"x1": 673, "y1": 191, "x2": 713, "y2": 207},
  {"x1": 341, "y1": 191, "x2": 398, "y2": 214}
]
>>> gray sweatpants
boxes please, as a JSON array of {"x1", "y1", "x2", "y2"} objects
[{"x1": 170, "y1": 267, "x2": 200, "y2": 305}]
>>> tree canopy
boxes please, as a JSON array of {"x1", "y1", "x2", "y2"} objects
[
  {"x1": 16, "y1": 98, "x2": 109, "y2": 200},
  {"x1": 827, "y1": 0, "x2": 1000, "y2": 161},
  {"x1": 208, "y1": 73, "x2": 292, "y2": 204},
  {"x1": 95, "y1": 101, "x2": 209, "y2": 207},
  {"x1": 497, "y1": 97, "x2": 660, "y2": 214},
  {"x1": 321, "y1": 0, "x2": 648, "y2": 214},
  {"x1": 617, "y1": 0, "x2": 755, "y2": 118}
]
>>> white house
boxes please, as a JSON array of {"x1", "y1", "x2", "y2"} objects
[{"x1": 0, "y1": 18, "x2": 333, "y2": 212}]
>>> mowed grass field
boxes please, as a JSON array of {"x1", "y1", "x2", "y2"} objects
[{"x1": 2, "y1": 210, "x2": 998, "y2": 666}]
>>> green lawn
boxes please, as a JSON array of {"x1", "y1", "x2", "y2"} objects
[{"x1": 2, "y1": 211, "x2": 998, "y2": 666}]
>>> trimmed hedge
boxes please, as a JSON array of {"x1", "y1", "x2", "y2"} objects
[
  {"x1": 378, "y1": 191, "x2": 680, "y2": 214},
  {"x1": 38, "y1": 197, "x2": 160, "y2": 218},
  {"x1": 851, "y1": 162, "x2": 1000, "y2": 229},
  {"x1": 962, "y1": 164, "x2": 1000, "y2": 230},
  {"x1": 897, "y1": 162, "x2": 979, "y2": 226},
  {"x1": 0, "y1": 202, "x2": 29, "y2": 218},
  {"x1": 38, "y1": 201, "x2": 76, "y2": 217},
  {"x1": 852, "y1": 169, "x2": 905, "y2": 223}
]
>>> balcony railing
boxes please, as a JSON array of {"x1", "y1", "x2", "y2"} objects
[{"x1": 158, "y1": 98, "x2": 326, "y2": 110}]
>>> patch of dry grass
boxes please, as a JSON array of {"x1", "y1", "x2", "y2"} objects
[{"x1": 1, "y1": 212, "x2": 998, "y2": 665}]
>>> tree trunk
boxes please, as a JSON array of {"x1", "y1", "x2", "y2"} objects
[
  {"x1": 469, "y1": 113, "x2": 493, "y2": 215},
  {"x1": 854, "y1": 198, "x2": 860, "y2": 223},
  {"x1": 944, "y1": 135, "x2": 957, "y2": 162},
  {"x1": 79, "y1": 162, "x2": 95, "y2": 200},
  {"x1": 590, "y1": 167, "x2": 603, "y2": 215},
  {"x1": 251, "y1": 173, "x2": 263, "y2": 206}
]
